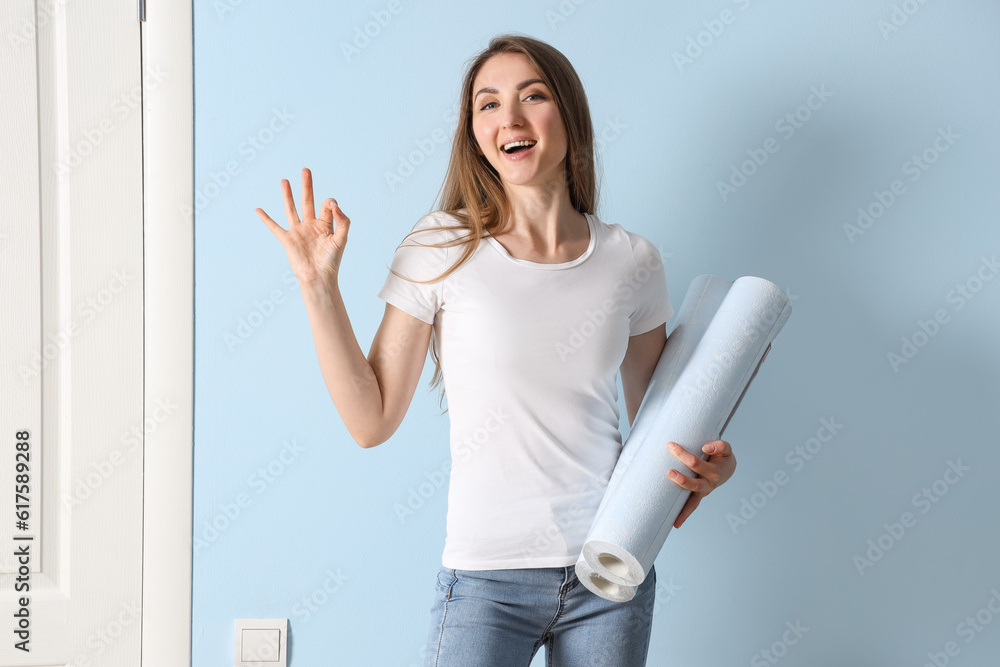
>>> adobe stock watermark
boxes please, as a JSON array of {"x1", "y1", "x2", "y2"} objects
[
  {"x1": 339, "y1": 0, "x2": 414, "y2": 64},
  {"x1": 513, "y1": 113, "x2": 629, "y2": 212},
  {"x1": 677, "y1": 285, "x2": 798, "y2": 403},
  {"x1": 64, "y1": 599, "x2": 142, "y2": 667},
  {"x1": 672, "y1": 0, "x2": 758, "y2": 73},
  {"x1": 652, "y1": 575, "x2": 683, "y2": 614},
  {"x1": 726, "y1": 416, "x2": 842, "y2": 535},
  {"x1": 61, "y1": 396, "x2": 179, "y2": 511},
  {"x1": 351, "y1": 267, "x2": 463, "y2": 402},
  {"x1": 585, "y1": 573, "x2": 682, "y2": 667},
  {"x1": 878, "y1": 0, "x2": 934, "y2": 40},
  {"x1": 717, "y1": 84, "x2": 833, "y2": 202},
  {"x1": 887, "y1": 253, "x2": 998, "y2": 373},
  {"x1": 750, "y1": 619, "x2": 809, "y2": 666},
  {"x1": 351, "y1": 270, "x2": 466, "y2": 396},
  {"x1": 212, "y1": 0, "x2": 253, "y2": 20},
  {"x1": 852, "y1": 458, "x2": 970, "y2": 576},
  {"x1": 225, "y1": 269, "x2": 300, "y2": 352},
  {"x1": 182, "y1": 107, "x2": 296, "y2": 223},
  {"x1": 193, "y1": 439, "x2": 307, "y2": 556},
  {"x1": 919, "y1": 587, "x2": 1000, "y2": 667},
  {"x1": 15, "y1": 268, "x2": 138, "y2": 384},
  {"x1": 513, "y1": 472, "x2": 610, "y2": 562},
  {"x1": 406, "y1": 643, "x2": 432, "y2": 667},
  {"x1": 555, "y1": 242, "x2": 673, "y2": 363},
  {"x1": 54, "y1": 65, "x2": 168, "y2": 179},
  {"x1": 385, "y1": 110, "x2": 627, "y2": 193},
  {"x1": 577, "y1": 569, "x2": 678, "y2": 667},
  {"x1": 290, "y1": 566, "x2": 350, "y2": 624},
  {"x1": 7, "y1": 0, "x2": 68, "y2": 50},
  {"x1": 844, "y1": 126, "x2": 959, "y2": 244},
  {"x1": 393, "y1": 404, "x2": 509, "y2": 524},
  {"x1": 544, "y1": 0, "x2": 594, "y2": 30},
  {"x1": 386, "y1": 101, "x2": 460, "y2": 193}
]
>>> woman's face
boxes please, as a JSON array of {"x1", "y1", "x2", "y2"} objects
[{"x1": 471, "y1": 52, "x2": 568, "y2": 189}]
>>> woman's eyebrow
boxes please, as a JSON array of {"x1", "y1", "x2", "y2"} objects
[{"x1": 474, "y1": 78, "x2": 547, "y2": 101}]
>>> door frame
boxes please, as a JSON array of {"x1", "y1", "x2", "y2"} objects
[{"x1": 141, "y1": 5, "x2": 194, "y2": 666}]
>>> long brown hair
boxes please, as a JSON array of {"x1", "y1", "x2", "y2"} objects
[{"x1": 390, "y1": 32, "x2": 600, "y2": 413}]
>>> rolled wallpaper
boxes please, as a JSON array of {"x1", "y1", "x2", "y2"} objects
[{"x1": 576, "y1": 275, "x2": 792, "y2": 600}]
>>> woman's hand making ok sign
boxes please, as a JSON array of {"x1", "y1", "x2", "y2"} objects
[{"x1": 255, "y1": 167, "x2": 351, "y2": 288}]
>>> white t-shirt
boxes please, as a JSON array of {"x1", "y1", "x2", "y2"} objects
[{"x1": 377, "y1": 209, "x2": 674, "y2": 570}]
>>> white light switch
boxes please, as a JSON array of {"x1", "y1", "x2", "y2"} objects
[{"x1": 235, "y1": 618, "x2": 287, "y2": 667}]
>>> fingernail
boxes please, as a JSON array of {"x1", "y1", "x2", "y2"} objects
[
  {"x1": 703, "y1": 443, "x2": 715, "y2": 454},
  {"x1": 668, "y1": 442, "x2": 678, "y2": 450}
]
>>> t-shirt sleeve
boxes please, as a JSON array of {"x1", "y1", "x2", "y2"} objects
[
  {"x1": 376, "y1": 215, "x2": 450, "y2": 325},
  {"x1": 628, "y1": 233, "x2": 674, "y2": 335}
]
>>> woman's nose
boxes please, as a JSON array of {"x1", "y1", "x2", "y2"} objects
[{"x1": 502, "y1": 107, "x2": 524, "y2": 128}]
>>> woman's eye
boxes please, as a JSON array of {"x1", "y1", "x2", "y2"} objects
[{"x1": 479, "y1": 93, "x2": 545, "y2": 111}]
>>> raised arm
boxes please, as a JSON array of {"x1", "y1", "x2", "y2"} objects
[{"x1": 256, "y1": 167, "x2": 432, "y2": 448}]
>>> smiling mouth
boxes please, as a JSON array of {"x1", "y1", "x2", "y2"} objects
[
  {"x1": 502, "y1": 142, "x2": 537, "y2": 160},
  {"x1": 502, "y1": 141, "x2": 537, "y2": 155}
]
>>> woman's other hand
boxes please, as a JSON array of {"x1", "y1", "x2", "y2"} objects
[{"x1": 665, "y1": 440, "x2": 737, "y2": 529}]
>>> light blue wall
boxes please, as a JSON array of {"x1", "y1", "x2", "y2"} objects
[{"x1": 193, "y1": 1, "x2": 1000, "y2": 664}]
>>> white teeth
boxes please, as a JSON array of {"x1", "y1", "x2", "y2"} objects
[{"x1": 503, "y1": 140, "x2": 536, "y2": 153}]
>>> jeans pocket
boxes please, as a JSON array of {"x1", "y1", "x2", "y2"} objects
[{"x1": 436, "y1": 567, "x2": 458, "y2": 599}]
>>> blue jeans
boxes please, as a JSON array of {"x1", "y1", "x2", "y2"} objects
[{"x1": 424, "y1": 563, "x2": 656, "y2": 667}]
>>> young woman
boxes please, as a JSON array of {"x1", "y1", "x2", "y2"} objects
[{"x1": 256, "y1": 33, "x2": 736, "y2": 667}]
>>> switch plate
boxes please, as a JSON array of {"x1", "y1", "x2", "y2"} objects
[{"x1": 235, "y1": 618, "x2": 287, "y2": 667}]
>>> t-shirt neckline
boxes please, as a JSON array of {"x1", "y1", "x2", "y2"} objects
[{"x1": 485, "y1": 212, "x2": 596, "y2": 270}]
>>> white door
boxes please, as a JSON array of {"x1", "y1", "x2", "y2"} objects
[{"x1": 0, "y1": 0, "x2": 145, "y2": 664}]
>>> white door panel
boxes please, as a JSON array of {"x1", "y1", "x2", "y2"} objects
[{"x1": 1, "y1": 0, "x2": 143, "y2": 664}]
